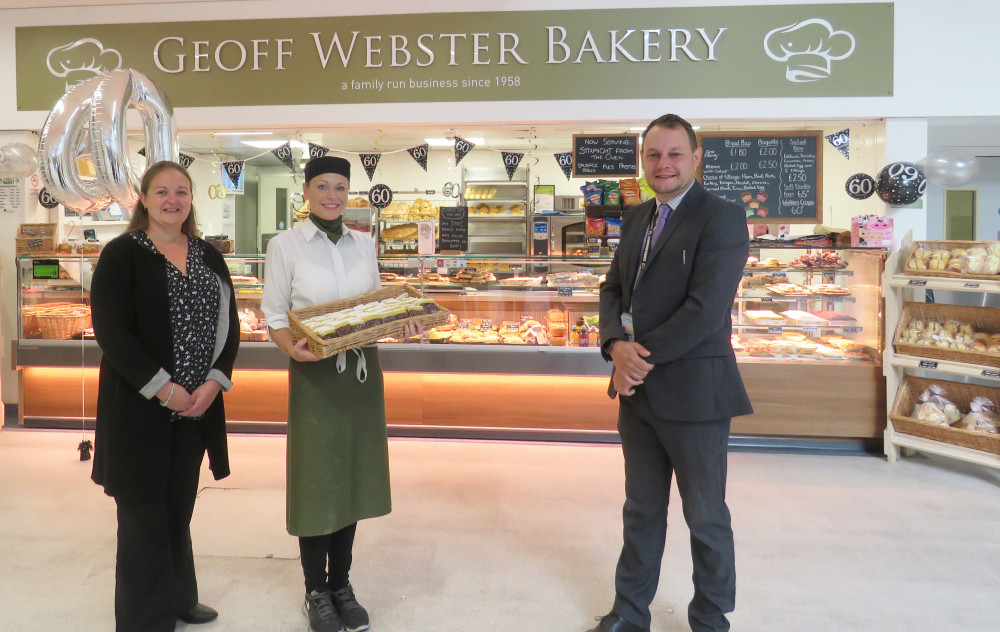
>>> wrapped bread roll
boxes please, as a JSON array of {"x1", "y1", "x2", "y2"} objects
[
  {"x1": 983, "y1": 254, "x2": 1000, "y2": 275},
  {"x1": 968, "y1": 246, "x2": 988, "y2": 257},
  {"x1": 946, "y1": 256, "x2": 966, "y2": 272},
  {"x1": 928, "y1": 250, "x2": 951, "y2": 271},
  {"x1": 964, "y1": 253, "x2": 986, "y2": 274}
]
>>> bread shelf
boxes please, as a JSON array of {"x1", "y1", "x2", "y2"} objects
[{"x1": 883, "y1": 231, "x2": 1000, "y2": 469}]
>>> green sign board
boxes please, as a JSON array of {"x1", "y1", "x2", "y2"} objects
[{"x1": 15, "y1": 3, "x2": 893, "y2": 111}]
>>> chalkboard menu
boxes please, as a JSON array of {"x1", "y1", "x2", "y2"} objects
[
  {"x1": 572, "y1": 134, "x2": 639, "y2": 178},
  {"x1": 699, "y1": 131, "x2": 822, "y2": 224},
  {"x1": 438, "y1": 206, "x2": 469, "y2": 251}
]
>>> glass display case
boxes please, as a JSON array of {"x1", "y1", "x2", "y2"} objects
[{"x1": 14, "y1": 244, "x2": 886, "y2": 439}]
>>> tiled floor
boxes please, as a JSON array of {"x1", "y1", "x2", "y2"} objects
[{"x1": 1, "y1": 427, "x2": 998, "y2": 631}]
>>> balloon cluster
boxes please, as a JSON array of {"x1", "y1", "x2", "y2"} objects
[
  {"x1": 37, "y1": 68, "x2": 177, "y2": 214},
  {"x1": 0, "y1": 143, "x2": 39, "y2": 179}
]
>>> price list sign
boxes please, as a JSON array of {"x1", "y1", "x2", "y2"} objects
[
  {"x1": 572, "y1": 134, "x2": 639, "y2": 178},
  {"x1": 699, "y1": 131, "x2": 822, "y2": 224}
]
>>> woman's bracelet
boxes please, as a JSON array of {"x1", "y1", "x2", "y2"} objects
[{"x1": 160, "y1": 383, "x2": 175, "y2": 408}]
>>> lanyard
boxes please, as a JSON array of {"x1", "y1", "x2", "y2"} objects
[{"x1": 627, "y1": 206, "x2": 662, "y2": 311}]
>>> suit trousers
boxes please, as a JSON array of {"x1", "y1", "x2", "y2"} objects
[
  {"x1": 113, "y1": 418, "x2": 205, "y2": 632},
  {"x1": 613, "y1": 387, "x2": 735, "y2": 632}
]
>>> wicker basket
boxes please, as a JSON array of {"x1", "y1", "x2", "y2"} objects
[
  {"x1": 36, "y1": 305, "x2": 92, "y2": 340},
  {"x1": 287, "y1": 283, "x2": 449, "y2": 358},
  {"x1": 22, "y1": 302, "x2": 75, "y2": 338},
  {"x1": 15, "y1": 223, "x2": 58, "y2": 256},
  {"x1": 902, "y1": 240, "x2": 1000, "y2": 280},
  {"x1": 890, "y1": 375, "x2": 1000, "y2": 455},
  {"x1": 893, "y1": 302, "x2": 1000, "y2": 368}
]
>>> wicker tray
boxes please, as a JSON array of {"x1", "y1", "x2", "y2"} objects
[
  {"x1": 36, "y1": 306, "x2": 92, "y2": 340},
  {"x1": 15, "y1": 223, "x2": 58, "y2": 256},
  {"x1": 890, "y1": 375, "x2": 1000, "y2": 455},
  {"x1": 893, "y1": 302, "x2": 1000, "y2": 368},
  {"x1": 902, "y1": 240, "x2": 1000, "y2": 280},
  {"x1": 287, "y1": 283, "x2": 449, "y2": 358}
]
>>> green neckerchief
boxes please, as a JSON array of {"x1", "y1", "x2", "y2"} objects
[{"x1": 309, "y1": 213, "x2": 344, "y2": 244}]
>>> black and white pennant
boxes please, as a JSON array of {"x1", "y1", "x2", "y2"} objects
[
  {"x1": 454, "y1": 136, "x2": 476, "y2": 166},
  {"x1": 825, "y1": 129, "x2": 850, "y2": 160},
  {"x1": 271, "y1": 142, "x2": 297, "y2": 172},
  {"x1": 407, "y1": 144, "x2": 429, "y2": 171},
  {"x1": 222, "y1": 160, "x2": 244, "y2": 188},
  {"x1": 501, "y1": 151, "x2": 524, "y2": 180},
  {"x1": 554, "y1": 152, "x2": 573, "y2": 180},
  {"x1": 308, "y1": 142, "x2": 330, "y2": 159},
  {"x1": 359, "y1": 153, "x2": 381, "y2": 181},
  {"x1": 178, "y1": 153, "x2": 195, "y2": 168}
]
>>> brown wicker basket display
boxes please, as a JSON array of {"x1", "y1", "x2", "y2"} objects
[
  {"x1": 22, "y1": 302, "x2": 75, "y2": 338},
  {"x1": 36, "y1": 305, "x2": 92, "y2": 340},
  {"x1": 287, "y1": 283, "x2": 449, "y2": 359},
  {"x1": 890, "y1": 375, "x2": 1000, "y2": 455},
  {"x1": 15, "y1": 223, "x2": 58, "y2": 256},
  {"x1": 893, "y1": 302, "x2": 1000, "y2": 368},
  {"x1": 902, "y1": 240, "x2": 1000, "y2": 280}
]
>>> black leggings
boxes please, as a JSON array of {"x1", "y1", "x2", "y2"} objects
[{"x1": 298, "y1": 522, "x2": 357, "y2": 593}]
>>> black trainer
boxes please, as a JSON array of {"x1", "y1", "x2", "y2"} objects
[
  {"x1": 304, "y1": 589, "x2": 343, "y2": 632},
  {"x1": 329, "y1": 583, "x2": 370, "y2": 632}
]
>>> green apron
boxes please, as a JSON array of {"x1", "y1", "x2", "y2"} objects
[{"x1": 286, "y1": 345, "x2": 391, "y2": 537}]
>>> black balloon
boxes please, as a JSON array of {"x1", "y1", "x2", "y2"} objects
[
  {"x1": 845, "y1": 173, "x2": 876, "y2": 200},
  {"x1": 875, "y1": 162, "x2": 926, "y2": 206}
]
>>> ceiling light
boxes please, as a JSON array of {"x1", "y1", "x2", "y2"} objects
[
  {"x1": 213, "y1": 132, "x2": 273, "y2": 136},
  {"x1": 425, "y1": 137, "x2": 484, "y2": 146},
  {"x1": 242, "y1": 140, "x2": 309, "y2": 149}
]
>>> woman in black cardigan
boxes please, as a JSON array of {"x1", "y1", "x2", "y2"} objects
[{"x1": 90, "y1": 161, "x2": 240, "y2": 632}]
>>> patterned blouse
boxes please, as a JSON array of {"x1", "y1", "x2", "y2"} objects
[{"x1": 133, "y1": 231, "x2": 220, "y2": 418}]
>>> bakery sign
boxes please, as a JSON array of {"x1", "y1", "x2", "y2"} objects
[{"x1": 14, "y1": 3, "x2": 893, "y2": 110}]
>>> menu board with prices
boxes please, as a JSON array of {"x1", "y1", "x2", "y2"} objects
[{"x1": 699, "y1": 131, "x2": 822, "y2": 224}]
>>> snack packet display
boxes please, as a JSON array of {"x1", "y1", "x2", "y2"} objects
[
  {"x1": 581, "y1": 181, "x2": 604, "y2": 205},
  {"x1": 587, "y1": 217, "x2": 606, "y2": 236},
  {"x1": 911, "y1": 384, "x2": 961, "y2": 426},
  {"x1": 601, "y1": 180, "x2": 621, "y2": 205},
  {"x1": 605, "y1": 216, "x2": 623, "y2": 237},
  {"x1": 957, "y1": 396, "x2": 1000, "y2": 434},
  {"x1": 637, "y1": 177, "x2": 656, "y2": 202},
  {"x1": 619, "y1": 178, "x2": 642, "y2": 205}
]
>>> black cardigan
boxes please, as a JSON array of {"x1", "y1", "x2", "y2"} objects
[{"x1": 90, "y1": 232, "x2": 240, "y2": 501}]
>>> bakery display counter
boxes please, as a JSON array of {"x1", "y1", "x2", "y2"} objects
[{"x1": 14, "y1": 247, "x2": 886, "y2": 440}]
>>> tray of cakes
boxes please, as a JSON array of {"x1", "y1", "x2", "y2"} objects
[
  {"x1": 545, "y1": 271, "x2": 603, "y2": 287},
  {"x1": 452, "y1": 267, "x2": 496, "y2": 285},
  {"x1": 288, "y1": 283, "x2": 449, "y2": 358},
  {"x1": 765, "y1": 283, "x2": 810, "y2": 296},
  {"x1": 805, "y1": 283, "x2": 851, "y2": 296},
  {"x1": 498, "y1": 276, "x2": 544, "y2": 287}
]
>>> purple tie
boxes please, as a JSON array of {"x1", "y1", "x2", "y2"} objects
[{"x1": 650, "y1": 203, "x2": 671, "y2": 246}]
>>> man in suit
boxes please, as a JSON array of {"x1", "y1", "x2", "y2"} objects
[{"x1": 590, "y1": 114, "x2": 753, "y2": 632}]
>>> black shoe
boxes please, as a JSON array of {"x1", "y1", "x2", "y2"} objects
[
  {"x1": 177, "y1": 603, "x2": 218, "y2": 624},
  {"x1": 304, "y1": 589, "x2": 343, "y2": 632},
  {"x1": 586, "y1": 612, "x2": 649, "y2": 632},
  {"x1": 329, "y1": 582, "x2": 370, "y2": 632}
]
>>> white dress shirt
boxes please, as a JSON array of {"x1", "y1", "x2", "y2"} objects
[{"x1": 262, "y1": 219, "x2": 381, "y2": 331}]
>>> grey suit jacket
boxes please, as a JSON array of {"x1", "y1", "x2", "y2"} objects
[{"x1": 599, "y1": 181, "x2": 753, "y2": 421}]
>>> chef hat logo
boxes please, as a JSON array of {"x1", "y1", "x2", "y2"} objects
[
  {"x1": 763, "y1": 19, "x2": 856, "y2": 83},
  {"x1": 46, "y1": 38, "x2": 123, "y2": 89}
]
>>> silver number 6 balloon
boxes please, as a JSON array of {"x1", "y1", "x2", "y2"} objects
[{"x1": 38, "y1": 68, "x2": 177, "y2": 215}]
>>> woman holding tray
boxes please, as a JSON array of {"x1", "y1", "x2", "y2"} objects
[
  {"x1": 90, "y1": 160, "x2": 240, "y2": 631},
  {"x1": 262, "y1": 155, "x2": 419, "y2": 632}
]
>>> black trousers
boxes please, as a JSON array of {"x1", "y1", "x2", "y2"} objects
[
  {"x1": 612, "y1": 388, "x2": 735, "y2": 632},
  {"x1": 299, "y1": 522, "x2": 358, "y2": 593},
  {"x1": 113, "y1": 419, "x2": 205, "y2": 632}
]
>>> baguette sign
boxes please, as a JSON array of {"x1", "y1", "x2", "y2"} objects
[
  {"x1": 572, "y1": 134, "x2": 639, "y2": 178},
  {"x1": 438, "y1": 206, "x2": 469, "y2": 251}
]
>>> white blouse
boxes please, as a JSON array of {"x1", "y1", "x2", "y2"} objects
[{"x1": 261, "y1": 219, "x2": 381, "y2": 331}]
